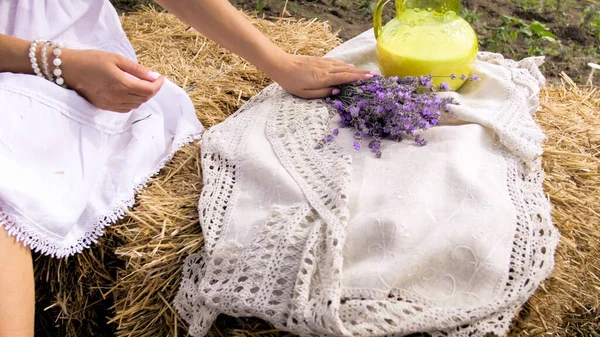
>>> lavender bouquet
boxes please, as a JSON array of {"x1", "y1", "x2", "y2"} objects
[{"x1": 324, "y1": 74, "x2": 477, "y2": 158}]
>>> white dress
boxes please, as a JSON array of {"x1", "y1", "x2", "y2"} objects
[{"x1": 0, "y1": 0, "x2": 204, "y2": 257}]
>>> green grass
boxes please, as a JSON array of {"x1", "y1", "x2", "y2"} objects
[
  {"x1": 481, "y1": 15, "x2": 560, "y2": 58},
  {"x1": 582, "y1": 4, "x2": 600, "y2": 41},
  {"x1": 460, "y1": 7, "x2": 483, "y2": 26}
]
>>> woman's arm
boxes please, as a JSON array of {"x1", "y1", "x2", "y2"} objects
[
  {"x1": 155, "y1": 0, "x2": 372, "y2": 98},
  {"x1": 0, "y1": 34, "x2": 37, "y2": 75},
  {"x1": 0, "y1": 33, "x2": 164, "y2": 113}
]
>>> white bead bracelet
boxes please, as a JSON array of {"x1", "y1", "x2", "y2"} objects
[
  {"x1": 29, "y1": 39, "x2": 47, "y2": 78},
  {"x1": 40, "y1": 41, "x2": 54, "y2": 81},
  {"x1": 51, "y1": 42, "x2": 65, "y2": 87},
  {"x1": 29, "y1": 40, "x2": 67, "y2": 88}
]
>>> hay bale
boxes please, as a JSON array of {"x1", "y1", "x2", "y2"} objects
[
  {"x1": 34, "y1": 8, "x2": 600, "y2": 337},
  {"x1": 34, "y1": 240, "x2": 122, "y2": 337},
  {"x1": 509, "y1": 76, "x2": 600, "y2": 336}
]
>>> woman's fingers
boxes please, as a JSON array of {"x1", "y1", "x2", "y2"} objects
[
  {"x1": 317, "y1": 58, "x2": 372, "y2": 85},
  {"x1": 126, "y1": 93, "x2": 152, "y2": 104},
  {"x1": 116, "y1": 55, "x2": 159, "y2": 82},
  {"x1": 120, "y1": 103, "x2": 142, "y2": 110},
  {"x1": 115, "y1": 56, "x2": 165, "y2": 98},
  {"x1": 112, "y1": 104, "x2": 140, "y2": 113},
  {"x1": 296, "y1": 87, "x2": 338, "y2": 99},
  {"x1": 323, "y1": 57, "x2": 354, "y2": 68},
  {"x1": 321, "y1": 71, "x2": 374, "y2": 88},
  {"x1": 330, "y1": 66, "x2": 372, "y2": 75},
  {"x1": 121, "y1": 72, "x2": 165, "y2": 98}
]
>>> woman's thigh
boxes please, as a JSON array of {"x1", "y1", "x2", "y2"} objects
[{"x1": 0, "y1": 207, "x2": 34, "y2": 337}]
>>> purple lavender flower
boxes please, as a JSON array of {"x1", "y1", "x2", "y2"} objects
[
  {"x1": 325, "y1": 74, "x2": 458, "y2": 157},
  {"x1": 438, "y1": 73, "x2": 480, "y2": 83},
  {"x1": 365, "y1": 85, "x2": 378, "y2": 92},
  {"x1": 368, "y1": 139, "x2": 381, "y2": 153},
  {"x1": 438, "y1": 82, "x2": 450, "y2": 91}
]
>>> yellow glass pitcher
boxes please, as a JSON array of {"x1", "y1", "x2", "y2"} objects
[{"x1": 374, "y1": 0, "x2": 478, "y2": 90}]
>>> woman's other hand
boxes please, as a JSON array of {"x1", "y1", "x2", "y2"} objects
[
  {"x1": 269, "y1": 54, "x2": 373, "y2": 99},
  {"x1": 61, "y1": 49, "x2": 164, "y2": 113}
]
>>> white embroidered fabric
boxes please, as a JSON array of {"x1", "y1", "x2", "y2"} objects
[
  {"x1": 0, "y1": 0, "x2": 204, "y2": 257},
  {"x1": 175, "y1": 30, "x2": 559, "y2": 337}
]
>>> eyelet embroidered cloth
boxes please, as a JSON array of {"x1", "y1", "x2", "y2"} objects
[
  {"x1": 0, "y1": 0, "x2": 204, "y2": 257},
  {"x1": 174, "y1": 30, "x2": 559, "y2": 337}
]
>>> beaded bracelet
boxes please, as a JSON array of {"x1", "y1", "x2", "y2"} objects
[
  {"x1": 51, "y1": 42, "x2": 65, "y2": 87},
  {"x1": 29, "y1": 39, "x2": 47, "y2": 78},
  {"x1": 29, "y1": 40, "x2": 66, "y2": 87},
  {"x1": 40, "y1": 41, "x2": 54, "y2": 81}
]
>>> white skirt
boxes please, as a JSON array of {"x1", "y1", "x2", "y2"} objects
[{"x1": 0, "y1": 0, "x2": 204, "y2": 257}]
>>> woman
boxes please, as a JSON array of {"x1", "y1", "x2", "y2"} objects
[{"x1": 0, "y1": 0, "x2": 372, "y2": 336}]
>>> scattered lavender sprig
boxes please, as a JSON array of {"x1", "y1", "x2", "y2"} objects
[{"x1": 323, "y1": 74, "x2": 465, "y2": 158}]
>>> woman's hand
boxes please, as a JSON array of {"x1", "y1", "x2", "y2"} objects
[
  {"x1": 269, "y1": 54, "x2": 373, "y2": 99},
  {"x1": 61, "y1": 49, "x2": 164, "y2": 113}
]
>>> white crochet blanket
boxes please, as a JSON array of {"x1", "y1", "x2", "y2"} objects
[{"x1": 175, "y1": 30, "x2": 559, "y2": 337}]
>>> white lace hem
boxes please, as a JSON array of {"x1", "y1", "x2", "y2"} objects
[{"x1": 0, "y1": 131, "x2": 203, "y2": 258}]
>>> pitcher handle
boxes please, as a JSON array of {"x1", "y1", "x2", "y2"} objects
[{"x1": 374, "y1": 0, "x2": 391, "y2": 39}]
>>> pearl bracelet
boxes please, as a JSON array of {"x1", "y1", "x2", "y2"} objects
[
  {"x1": 29, "y1": 39, "x2": 47, "y2": 78},
  {"x1": 29, "y1": 40, "x2": 66, "y2": 88},
  {"x1": 51, "y1": 42, "x2": 65, "y2": 87},
  {"x1": 40, "y1": 41, "x2": 54, "y2": 81}
]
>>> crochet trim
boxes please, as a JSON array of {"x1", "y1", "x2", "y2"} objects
[{"x1": 0, "y1": 131, "x2": 203, "y2": 258}]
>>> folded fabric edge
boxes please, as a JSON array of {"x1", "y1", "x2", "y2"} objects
[{"x1": 0, "y1": 130, "x2": 204, "y2": 259}]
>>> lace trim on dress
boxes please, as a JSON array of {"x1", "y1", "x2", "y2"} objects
[{"x1": 0, "y1": 131, "x2": 203, "y2": 258}]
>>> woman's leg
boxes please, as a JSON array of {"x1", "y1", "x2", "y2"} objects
[{"x1": 0, "y1": 212, "x2": 35, "y2": 337}]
